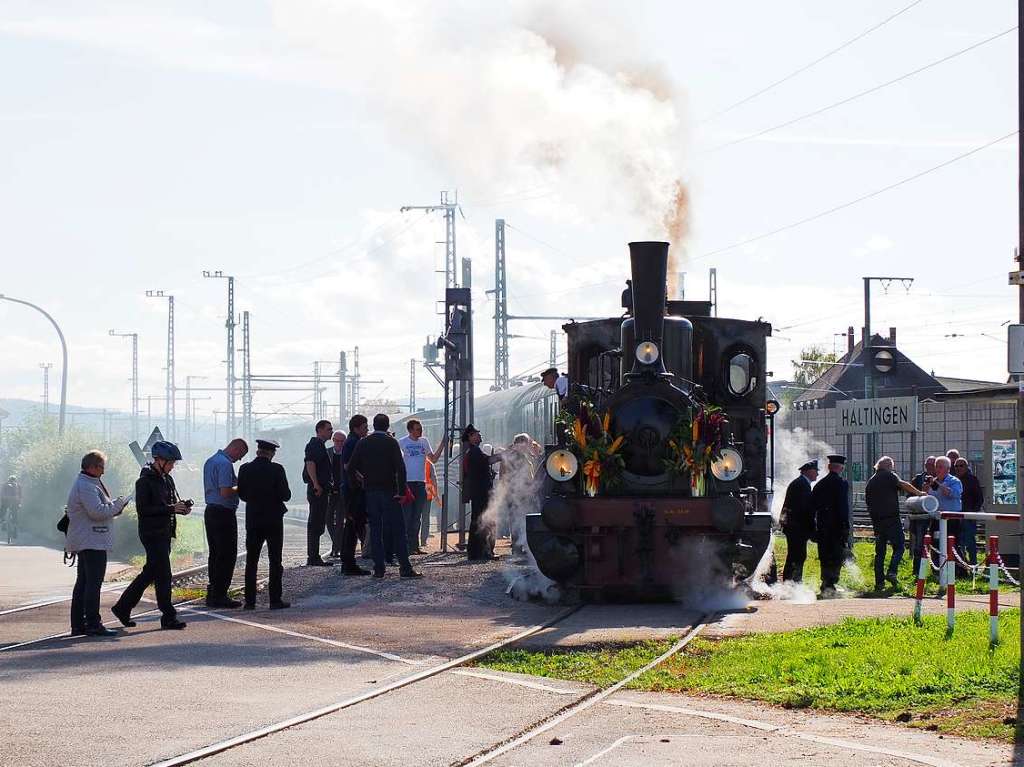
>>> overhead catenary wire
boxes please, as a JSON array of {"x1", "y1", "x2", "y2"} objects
[
  {"x1": 706, "y1": 26, "x2": 1017, "y2": 153},
  {"x1": 700, "y1": 0, "x2": 929, "y2": 123},
  {"x1": 696, "y1": 130, "x2": 1017, "y2": 260}
]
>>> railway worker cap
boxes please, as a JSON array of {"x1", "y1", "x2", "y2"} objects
[
  {"x1": 826, "y1": 454, "x2": 846, "y2": 465},
  {"x1": 799, "y1": 459, "x2": 818, "y2": 472},
  {"x1": 255, "y1": 438, "x2": 280, "y2": 451},
  {"x1": 461, "y1": 424, "x2": 480, "y2": 442},
  {"x1": 540, "y1": 367, "x2": 558, "y2": 380},
  {"x1": 150, "y1": 441, "x2": 182, "y2": 461}
]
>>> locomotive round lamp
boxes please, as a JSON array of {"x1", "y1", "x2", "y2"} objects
[
  {"x1": 546, "y1": 449, "x2": 579, "y2": 481},
  {"x1": 710, "y1": 447, "x2": 744, "y2": 482},
  {"x1": 765, "y1": 399, "x2": 781, "y2": 416},
  {"x1": 635, "y1": 341, "x2": 659, "y2": 364}
]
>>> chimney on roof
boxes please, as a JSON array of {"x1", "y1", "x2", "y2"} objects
[
  {"x1": 889, "y1": 326, "x2": 896, "y2": 344},
  {"x1": 861, "y1": 326, "x2": 867, "y2": 345},
  {"x1": 847, "y1": 326, "x2": 855, "y2": 356}
]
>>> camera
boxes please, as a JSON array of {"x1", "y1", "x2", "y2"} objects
[{"x1": 184, "y1": 499, "x2": 194, "y2": 508}]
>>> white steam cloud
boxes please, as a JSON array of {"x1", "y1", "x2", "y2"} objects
[{"x1": 272, "y1": 0, "x2": 691, "y2": 281}]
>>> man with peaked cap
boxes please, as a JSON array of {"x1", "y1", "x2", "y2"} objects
[
  {"x1": 780, "y1": 459, "x2": 818, "y2": 582},
  {"x1": 540, "y1": 367, "x2": 569, "y2": 400},
  {"x1": 237, "y1": 438, "x2": 292, "y2": 609},
  {"x1": 811, "y1": 454, "x2": 851, "y2": 597},
  {"x1": 461, "y1": 423, "x2": 502, "y2": 560}
]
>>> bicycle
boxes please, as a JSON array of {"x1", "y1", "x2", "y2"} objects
[{"x1": 2, "y1": 504, "x2": 16, "y2": 544}]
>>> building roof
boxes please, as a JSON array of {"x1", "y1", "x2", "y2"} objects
[
  {"x1": 793, "y1": 333, "x2": 945, "y2": 407},
  {"x1": 933, "y1": 375, "x2": 1003, "y2": 392}
]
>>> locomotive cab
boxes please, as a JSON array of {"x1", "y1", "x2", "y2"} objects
[{"x1": 526, "y1": 241, "x2": 774, "y2": 601}]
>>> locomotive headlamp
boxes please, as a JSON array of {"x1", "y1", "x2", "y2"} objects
[
  {"x1": 710, "y1": 447, "x2": 744, "y2": 482},
  {"x1": 635, "y1": 341, "x2": 660, "y2": 365},
  {"x1": 546, "y1": 449, "x2": 579, "y2": 482},
  {"x1": 765, "y1": 399, "x2": 781, "y2": 417}
]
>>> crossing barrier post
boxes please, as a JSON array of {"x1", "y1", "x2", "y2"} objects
[
  {"x1": 946, "y1": 535, "x2": 956, "y2": 633},
  {"x1": 987, "y1": 535, "x2": 999, "y2": 645},
  {"x1": 914, "y1": 533, "x2": 931, "y2": 625}
]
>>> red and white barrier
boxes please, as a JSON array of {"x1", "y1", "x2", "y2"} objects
[
  {"x1": 913, "y1": 533, "x2": 931, "y2": 625},
  {"x1": 945, "y1": 535, "x2": 956, "y2": 632},
  {"x1": 987, "y1": 535, "x2": 999, "y2": 645}
]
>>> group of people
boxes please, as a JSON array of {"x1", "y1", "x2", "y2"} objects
[
  {"x1": 60, "y1": 409, "x2": 540, "y2": 636},
  {"x1": 780, "y1": 447, "x2": 984, "y2": 598}
]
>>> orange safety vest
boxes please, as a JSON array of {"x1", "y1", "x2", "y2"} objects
[{"x1": 425, "y1": 460, "x2": 439, "y2": 502}]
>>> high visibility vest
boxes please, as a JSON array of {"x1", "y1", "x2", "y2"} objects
[{"x1": 425, "y1": 460, "x2": 439, "y2": 502}]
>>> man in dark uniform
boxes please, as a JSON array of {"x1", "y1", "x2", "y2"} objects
[
  {"x1": 237, "y1": 439, "x2": 292, "y2": 609},
  {"x1": 811, "y1": 454, "x2": 850, "y2": 597},
  {"x1": 303, "y1": 419, "x2": 334, "y2": 566},
  {"x1": 780, "y1": 459, "x2": 818, "y2": 582},
  {"x1": 462, "y1": 424, "x2": 502, "y2": 560}
]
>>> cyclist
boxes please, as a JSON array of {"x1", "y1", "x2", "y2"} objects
[{"x1": 1, "y1": 475, "x2": 22, "y2": 538}]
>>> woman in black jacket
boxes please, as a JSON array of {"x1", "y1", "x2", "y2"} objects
[{"x1": 111, "y1": 442, "x2": 191, "y2": 630}]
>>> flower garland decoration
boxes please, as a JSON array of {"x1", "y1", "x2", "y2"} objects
[
  {"x1": 663, "y1": 404, "x2": 726, "y2": 497},
  {"x1": 557, "y1": 402, "x2": 626, "y2": 496}
]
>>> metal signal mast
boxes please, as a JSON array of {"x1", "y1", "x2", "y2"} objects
[
  {"x1": 493, "y1": 219, "x2": 510, "y2": 389},
  {"x1": 400, "y1": 191, "x2": 462, "y2": 289},
  {"x1": 109, "y1": 329, "x2": 139, "y2": 439},
  {"x1": 145, "y1": 290, "x2": 175, "y2": 440},
  {"x1": 242, "y1": 310, "x2": 253, "y2": 442},
  {"x1": 203, "y1": 271, "x2": 236, "y2": 438},
  {"x1": 39, "y1": 363, "x2": 52, "y2": 415}
]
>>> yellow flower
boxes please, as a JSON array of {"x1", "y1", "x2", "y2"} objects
[
  {"x1": 608, "y1": 435, "x2": 624, "y2": 454},
  {"x1": 573, "y1": 419, "x2": 587, "y2": 449},
  {"x1": 602, "y1": 411, "x2": 611, "y2": 433}
]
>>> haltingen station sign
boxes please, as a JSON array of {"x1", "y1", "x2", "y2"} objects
[{"x1": 836, "y1": 396, "x2": 918, "y2": 435}]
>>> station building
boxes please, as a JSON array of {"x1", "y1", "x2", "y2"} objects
[{"x1": 777, "y1": 327, "x2": 1014, "y2": 516}]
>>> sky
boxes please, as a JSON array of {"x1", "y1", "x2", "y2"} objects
[{"x1": 0, "y1": 0, "x2": 1018, "y2": 432}]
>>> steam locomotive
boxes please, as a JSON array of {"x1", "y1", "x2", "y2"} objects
[{"x1": 525, "y1": 241, "x2": 777, "y2": 601}]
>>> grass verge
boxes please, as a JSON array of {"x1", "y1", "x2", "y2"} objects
[
  {"x1": 774, "y1": 538, "x2": 1018, "y2": 597},
  {"x1": 477, "y1": 610, "x2": 1021, "y2": 742}
]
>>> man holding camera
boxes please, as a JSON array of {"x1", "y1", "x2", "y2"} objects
[{"x1": 111, "y1": 441, "x2": 190, "y2": 630}]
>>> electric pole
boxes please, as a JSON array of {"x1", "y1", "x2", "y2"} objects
[
  {"x1": 493, "y1": 219, "x2": 509, "y2": 390},
  {"x1": 400, "y1": 191, "x2": 461, "y2": 289},
  {"x1": 409, "y1": 358, "x2": 416, "y2": 413},
  {"x1": 339, "y1": 351, "x2": 347, "y2": 426},
  {"x1": 203, "y1": 271, "x2": 236, "y2": 438},
  {"x1": 39, "y1": 363, "x2": 52, "y2": 416},
  {"x1": 145, "y1": 290, "x2": 175, "y2": 441},
  {"x1": 313, "y1": 361, "x2": 321, "y2": 420},
  {"x1": 184, "y1": 375, "x2": 207, "y2": 452},
  {"x1": 109, "y1": 330, "x2": 139, "y2": 439},
  {"x1": 353, "y1": 346, "x2": 360, "y2": 415},
  {"x1": 549, "y1": 330, "x2": 557, "y2": 367},
  {"x1": 242, "y1": 310, "x2": 252, "y2": 442}
]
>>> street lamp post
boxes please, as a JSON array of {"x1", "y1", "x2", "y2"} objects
[{"x1": 0, "y1": 294, "x2": 68, "y2": 434}]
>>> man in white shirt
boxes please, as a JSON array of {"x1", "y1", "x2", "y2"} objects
[{"x1": 398, "y1": 420, "x2": 446, "y2": 554}]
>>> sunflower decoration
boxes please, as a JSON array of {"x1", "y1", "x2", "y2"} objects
[
  {"x1": 559, "y1": 402, "x2": 626, "y2": 496},
  {"x1": 664, "y1": 404, "x2": 726, "y2": 497}
]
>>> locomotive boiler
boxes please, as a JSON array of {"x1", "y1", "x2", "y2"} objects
[{"x1": 526, "y1": 241, "x2": 776, "y2": 601}]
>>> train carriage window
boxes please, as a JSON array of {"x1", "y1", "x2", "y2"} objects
[{"x1": 727, "y1": 352, "x2": 757, "y2": 397}]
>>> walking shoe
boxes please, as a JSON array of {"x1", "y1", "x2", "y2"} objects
[
  {"x1": 306, "y1": 559, "x2": 334, "y2": 567},
  {"x1": 161, "y1": 619, "x2": 187, "y2": 630},
  {"x1": 372, "y1": 570, "x2": 385, "y2": 579},
  {"x1": 110, "y1": 605, "x2": 136, "y2": 628},
  {"x1": 85, "y1": 626, "x2": 118, "y2": 637},
  {"x1": 400, "y1": 570, "x2": 424, "y2": 579},
  {"x1": 885, "y1": 574, "x2": 899, "y2": 590},
  {"x1": 269, "y1": 601, "x2": 291, "y2": 610},
  {"x1": 205, "y1": 597, "x2": 243, "y2": 609},
  {"x1": 342, "y1": 565, "x2": 371, "y2": 576},
  {"x1": 70, "y1": 626, "x2": 87, "y2": 636}
]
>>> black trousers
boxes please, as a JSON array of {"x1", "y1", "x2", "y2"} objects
[
  {"x1": 245, "y1": 517, "x2": 283, "y2": 605},
  {"x1": 71, "y1": 549, "x2": 107, "y2": 630},
  {"x1": 782, "y1": 532, "x2": 809, "y2": 582},
  {"x1": 327, "y1": 492, "x2": 343, "y2": 554},
  {"x1": 872, "y1": 516, "x2": 905, "y2": 586},
  {"x1": 204, "y1": 504, "x2": 238, "y2": 600},
  {"x1": 341, "y1": 486, "x2": 365, "y2": 568},
  {"x1": 909, "y1": 517, "x2": 929, "y2": 578},
  {"x1": 114, "y1": 538, "x2": 176, "y2": 623},
  {"x1": 306, "y1": 489, "x2": 329, "y2": 562},
  {"x1": 818, "y1": 541, "x2": 844, "y2": 591},
  {"x1": 467, "y1": 495, "x2": 493, "y2": 560}
]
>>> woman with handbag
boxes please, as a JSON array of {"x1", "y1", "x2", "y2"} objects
[{"x1": 65, "y1": 450, "x2": 130, "y2": 636}]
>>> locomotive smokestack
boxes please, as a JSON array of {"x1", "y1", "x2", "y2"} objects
[{"x1": 627, "y1": 241, "x2": 669, "y2": 378}]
